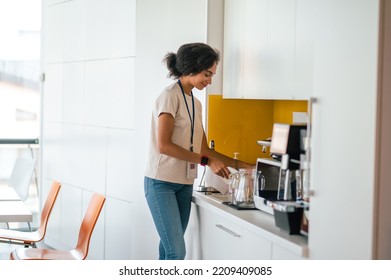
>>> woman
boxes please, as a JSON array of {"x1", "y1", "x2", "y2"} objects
[{"x1": 144, "y1": 43, "x2": 252, "y2": 260}]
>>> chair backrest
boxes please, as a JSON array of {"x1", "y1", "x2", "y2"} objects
[
  {"x1": 8, "y1": 157, "x2": 36, "y2": 201},
  {"x1": 37, "y1": 181, "x2": 62, "y2": 239},
  {"x1": 75, "y1": 193, "x2": 105, "y2": 259}
]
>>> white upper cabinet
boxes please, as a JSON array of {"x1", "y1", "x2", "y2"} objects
[
  {"x1": 266, "y1": 0, "x2": 296, "y2": 99},
  {"x1": 223, "y1": 0, "x2": 245, "y2": 99},
  {"x1": 223, "y1": 0, "x2": 313, "y2": 100},
  {"x1": 294, "y1": 0, "x2": 315, "y2": 99},
  {"x1": 242, "y1": 0, "x2": 269, "y2": 99}
]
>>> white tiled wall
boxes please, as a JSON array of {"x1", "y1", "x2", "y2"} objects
[
  {"x1": 60, "y1": 184, "x2": 82, "y2": 249},
  {"x1": 84, "y1": 59, "x2": 135, "y2": 129},
  {"x1": 42, "y1": 0, "x2": 137, "y2": 259},
  {"x1": 44, "y1": 4, "x2": 64, "y2": 63},
  {"x1": 63, "y1": 0, "x2": 85, "y2": 62},
  {"x1": 45, "y1": 0, "x2": 136, "y2": 63},
  {"x1": 61, "y1": 124, "x2": 83, "y2": 187},
  {"x1": 83, "y1": 0, "x2": 136, "y2": 60},
  {"x1": 43, "y1": 64, "x2": 63, "y2": 122},
  {"x1": 41, "y1": 0, "x2": 208, "y2": 259},
  {"x1": 81, "y1": 127, "x2": 107, "y2": 193},
  {"x1": 41, "y1": 122, "x2": 62, "y2": 181},
  {"x1": 106, "y1": 129, "x2": 135, "y2": 202},
  {"x1": 104, "y1": 198, "x2": 133, "y2": 260},
  {"x1": 63, "y1": 62, "x2": 85, "y2": 124},
  {"x1": 47, "y1": 0, "x2": 71, "y2": 6}
]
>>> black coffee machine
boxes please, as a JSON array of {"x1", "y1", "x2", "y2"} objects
[
  {"x1": 254, "y1": 123, "x2": 309, "y2": 234},
  {"x1": 256, "y1": 123, "x2": 307, "y2": 201}
]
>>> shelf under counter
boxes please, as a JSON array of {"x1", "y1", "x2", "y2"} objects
[{"x1": 192, "y1": 191, "x2": 308, "y2": 259}]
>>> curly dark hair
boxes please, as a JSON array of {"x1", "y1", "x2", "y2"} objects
[{"x1": 163, "y1": 43, "x2": 220, "y2": 79}]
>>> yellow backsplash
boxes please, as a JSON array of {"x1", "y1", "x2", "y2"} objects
[{"x1": 207, "y1": 95, "x2": 308, "y2": 164}]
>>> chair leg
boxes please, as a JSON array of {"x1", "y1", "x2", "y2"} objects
[
  {"x1": 5, "y1": 223, "x2": 11, "y2": 244},
  {"x1": 23, "y1": 242, "x2": 35, "y2": 248},
  {"x1": 28, "y1": 144, "x2": 39, "y2": 196}
]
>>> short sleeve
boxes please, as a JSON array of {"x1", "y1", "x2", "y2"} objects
[{"x1": 154, "y1": 90, "x2": 179, "y2": 118}]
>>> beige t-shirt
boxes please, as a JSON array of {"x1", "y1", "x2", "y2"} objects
[{"x1": 145, "y1": 82, "x2": 204, "y2": 185}]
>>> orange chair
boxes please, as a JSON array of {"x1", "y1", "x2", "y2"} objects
[
  {"x1": 10, "y1": 193, "x2": 105, "y2": 260},
  {"x1": 0, "y1": 181, "x2": 61, "y2": 247}
]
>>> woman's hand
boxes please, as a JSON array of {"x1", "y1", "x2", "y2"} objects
[{"x1": 208, "y1": 157, "x2": 230, "y2": 179}]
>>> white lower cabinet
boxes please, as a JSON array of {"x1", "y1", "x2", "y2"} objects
[
  {"x1": 199, "y1": 207, "x2": 243, "y2": 259},
  {"x1": 198, "y1": 207, "x2": 272, "y2": 259},
  {"x1": 242, "y1": 229, "x2": 272, "y2": 259},
  {"x1": 271, "y1": 244, "x2": 305, "y2": 260}
]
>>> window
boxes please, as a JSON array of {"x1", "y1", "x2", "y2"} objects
[{"x1": 0, "y1": 0, "x2": 41, "y2": 180}]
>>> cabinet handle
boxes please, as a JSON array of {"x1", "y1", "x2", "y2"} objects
[{"x1": 215, "y1": 224, "x2": 241, "y2": 238}]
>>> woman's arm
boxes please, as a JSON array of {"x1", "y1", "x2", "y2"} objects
[
  {"x1": 157, "y1": 113, "x2": 254, "y2": 179},
  {"x1": 200, "y1": 132, "x2": 255, "y2": 176}
]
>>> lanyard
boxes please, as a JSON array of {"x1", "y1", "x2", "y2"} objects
[{"x1": 177, "y1": 79, "x2": 195, "y2": 152}]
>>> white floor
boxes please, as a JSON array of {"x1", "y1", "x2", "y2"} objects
[
  {"x1": 0, "y1": 181, "x2": 40, "y2": 260},
  {"x1": 0, "y1": 243, "x2": 16, "y2": 260}
]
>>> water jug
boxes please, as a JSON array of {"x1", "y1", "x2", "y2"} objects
[
  {"x1": 235, "y1": 169, "x2": 255, "y2": 208},
  {"x1": 227, "y1": 171, "x2": 240, "y2": 205}
]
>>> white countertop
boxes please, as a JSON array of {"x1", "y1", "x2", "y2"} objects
[{"x1": 192, "y1": 191, "x2": 308, "y2": 257}]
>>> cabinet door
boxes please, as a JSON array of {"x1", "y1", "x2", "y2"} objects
[
  {"x1": 223, "y1": 0, "x2": 297, "y2": 100},
  {"x1": 293, "y1": 0, "x2": 315, "y2": 99},
  {"x1": 242, "y1": 228, "x2": 272, "y2": 259},
  {"x1": 242, "y1": 0, "x2": 269, "y2": 99},
  {"x1": 266, "y1": 0, "x2": 296, "y2": 99},
  {"x1": 199, "y1": 207, "x2": 243, "y2": 260},
  {"x1": 223, "y1": 0, "x2": 245, "y2": 99},
  {"x1": 272, "y1": 244, "x2": 306, "y2": 260}
]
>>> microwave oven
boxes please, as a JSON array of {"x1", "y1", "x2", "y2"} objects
[
  {"x1": 255, "y1": 157, "x2": 281, "y2": 201},
  {"x1": 254, "y1": 157, "x2": 300, "y2": 214}
]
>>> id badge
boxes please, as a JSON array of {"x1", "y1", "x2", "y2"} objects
[{"x1": 187, "y1": 162, "x2": 198, "y2": 179}]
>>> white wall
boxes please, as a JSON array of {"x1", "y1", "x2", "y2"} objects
[
  {"x1": 309, "y1": 0, "x2": 380, "y2": 259},
  {"x1": 41, "y1": 0, "x2": 137, "y2": 260},
  {"x1": 41, "y1": 0, "x2": 208, "y2": 259}
]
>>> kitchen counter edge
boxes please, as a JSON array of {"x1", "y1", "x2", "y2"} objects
[{"x1": 192, "y1": 191, "x2": 309, "y2": 258}]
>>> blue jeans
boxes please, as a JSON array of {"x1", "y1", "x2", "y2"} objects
[{"x1": 144, "y1": 177, "x2": 193, "y2": 260}]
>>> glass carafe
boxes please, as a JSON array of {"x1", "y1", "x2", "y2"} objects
[
  {"x1": 235, "y1": 169, "x2": 255, "y2": 208},
  {"x1": 227, "y1": 171, "x2": 240, "y2": 205}
]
